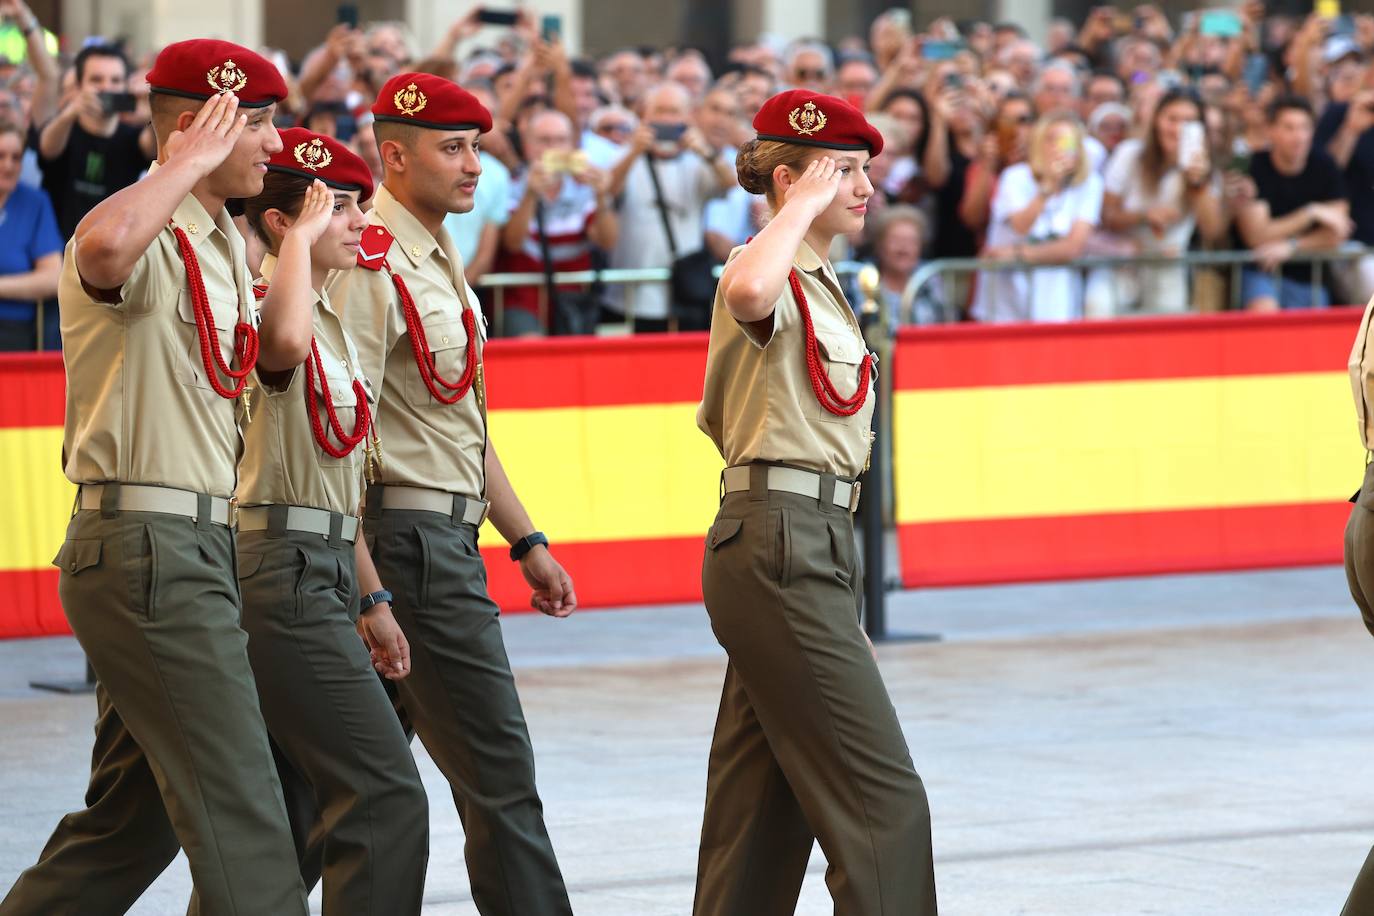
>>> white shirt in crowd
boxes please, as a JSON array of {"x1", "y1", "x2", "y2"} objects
[
  {"x1": 606, "y1": 151, "x2": 728, "y2": 321},
  {"x1": 972, "y1": 161, "x2": 1104, "y2": 323}
]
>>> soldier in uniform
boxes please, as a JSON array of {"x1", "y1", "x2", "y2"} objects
[
  {"x1": 1341, "y1": 296, "x2": 1374, "y2": 915},
  {"x1": 0, "y1": 40, "x2": 310, "y2": 916},
  {"x1": 694, "y1": 89, "x2": 938, "y2": 916},
  {"x1": 186, "y1": 129, "x2": 430, "y2": 915},
  {"x1": 323, "y1": 72, "x2": 577, "y2": 916}
]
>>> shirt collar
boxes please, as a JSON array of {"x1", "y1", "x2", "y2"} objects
[
  {"x1": 373, "y1": 182, "x2": 442, "y2": 269},
  {"x1": 795, "y1": 239, "x2": 827, "y2": 275}
]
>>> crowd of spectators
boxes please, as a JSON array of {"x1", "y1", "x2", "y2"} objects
[{"x1": 3, "y1": 2, "x2": 1374, "y2": 347}]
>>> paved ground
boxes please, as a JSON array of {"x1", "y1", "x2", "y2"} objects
[{"x1": 0, "y1": 565, "x2": 1371, "y2": 915}]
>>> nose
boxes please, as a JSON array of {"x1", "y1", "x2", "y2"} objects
[{"x1": 265, "y1": 128, "x2": 284, "y2": 154}]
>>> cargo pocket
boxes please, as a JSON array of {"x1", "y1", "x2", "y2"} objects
[
  {"x1": 405, "y1": 317, "x2": 470, "y2": 408},
  {"x1": 52, "y1": 539, "x2": 102, "y2": 575},
  {"x1": 803, "y1": 330, "x2": 868, "y2": 424},
  {"x1": 236, "y1": 553, "x2": 264, "y2": 579},
  {"x1": 705, "y1": 517, "x2": 742, "y2": 550},
  {"x1": 173, "y1": 289, "x2": 237, "y2": 391}
]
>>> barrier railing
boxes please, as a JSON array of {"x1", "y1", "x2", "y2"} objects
[
  {"x1": 901, "y1": 245, "x2": 1373, "y2": 326},
  {"x1": 476, "y1": 262, "x2": 869, "y2": 335}
]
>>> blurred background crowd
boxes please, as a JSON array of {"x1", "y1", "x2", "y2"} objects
[{"x1": 0, "y1": 0, "x2": 1371, "y2": 347}]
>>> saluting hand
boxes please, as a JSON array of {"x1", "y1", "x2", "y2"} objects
[
  {"x1": 357, "y1": 602, "x2": 412, "y2": 679},
  {"x1": 783, "y1": 156, "x2": 844, "y2": 220},
  {"x1": 520, "y1": 545, "x2": 577, "y2": 618},
  {"x1": 285, "y1": 179, "x2": 334, "y2": 248},
  {"x1": 163, "y1": 92, "x2": 246, "y2": 180}
]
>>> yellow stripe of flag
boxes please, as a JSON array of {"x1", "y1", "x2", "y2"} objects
[{"x1": 894, "y1": 372, "x2": 1358, "y2": 524}]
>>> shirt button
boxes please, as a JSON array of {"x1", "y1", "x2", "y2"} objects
[
  {"x1": 441, "y1": 336, "x2": 450, "y2": 344},
  {"x1": 341, "y1": 360, "x2": 348, "y2": 370}
]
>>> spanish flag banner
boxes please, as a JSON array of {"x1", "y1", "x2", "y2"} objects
[{"x1": 892, "y1": 310, "x2": 1362, "y2": 586}]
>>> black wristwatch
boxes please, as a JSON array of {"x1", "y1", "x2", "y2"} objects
[
  {"x1": 359, "y1": 589, "x2": 392, "y2": 613},
  {"x1": 510, "y1": 531, "x2": 549, "y2": 562}
]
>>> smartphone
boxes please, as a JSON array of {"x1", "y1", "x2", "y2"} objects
[
  {"x1": 1243, "y1": 53, "x2": 1270, "y2": 95},
  {"x1": 476, "y1": 8, "x2": 519, "y2": 26},
  {"x1": 1178, "y1": 121, "x2": 1205, "y2": 169},
  {"x1": 1199, "y1": 10, "x2": 1242, "y2": 38},
  {"x1": 922, "y1": 39, "x2": 963, "y2": 61},
  {"x1": 540, "y1": 149, "x2": 568, "y2": 173},
  {"x1": 1228, "y1": 150, "x2": 1252, "y2": 174},
  {"x1": 336, "y1": 3, "x2": 359, "y2": 29},
  {"x1": 98, "y1": 91, "x2": 137, "y2": 115},
  {"x1": 541, "y1": 14, "x2": 561, "y2": 42},
  {"x1": 652, "y1": 122, "x2": 687, "y2": 143}
]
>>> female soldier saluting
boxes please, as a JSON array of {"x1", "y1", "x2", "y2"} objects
[{"x1": 694, "y1": 89, "x2": 938, "y2": 916}]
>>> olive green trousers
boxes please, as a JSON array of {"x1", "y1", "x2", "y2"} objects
[{"x1": 1342, "y1": 465, "x2": 1374, "y2": 916}]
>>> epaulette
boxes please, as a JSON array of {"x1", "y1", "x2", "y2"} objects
[{"x1": 357, "y1": 224, "x2": 394, "y2": 272}]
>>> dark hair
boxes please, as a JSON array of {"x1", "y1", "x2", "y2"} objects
[
  {"x1": 74, "y1": 44, "x2": 129, "y2": 84},
  {"x1": 570, "y1": 59, "x2": 598, "y2": 80},
  {"x1": 1088, "y1": 69, "x2": 1126, "y2": 93},
  {"x1": 878, "y1": 87, "x2": 932, "y2": 159},
  {"x1": 993, "y1": 22, "x2": 1027, "y2": 37},
  {"x1": 1267, "y1": 93, "x2": 1314, "y2": 124},
  {"x1": 735, "y1": 138, "x2": 810, "y2": 201},
  {"x1": 242, "y1": 170, "x2": 313, "y2": 254},
  {"x1": 1141, "y1": 87, "x2": 1205, "y2": 194}
]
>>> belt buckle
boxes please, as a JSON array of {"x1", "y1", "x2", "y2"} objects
[
  {"x1": 227, "y1": 496, "x2": 239, "y2": 528},
  {"x1": 849, "y1": 481, "x2": 862, "y2": 513},
  {"x1": 476, "y1": 499, "x2": 491, "y2": 526}
]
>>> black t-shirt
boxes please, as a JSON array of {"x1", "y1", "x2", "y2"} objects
[
  {"x1": 931, "y1": 147, "x2": 978, "y2": 260},
  {"x1": 36, "y1": 121, "x2": 151, "y2": 240},
  {"x1": 1247, "y1": 148, "x2": 1347, "y2": 282},
  {"x1": 1315, "y1": 102, "x2": 1374, "y2": 246}
]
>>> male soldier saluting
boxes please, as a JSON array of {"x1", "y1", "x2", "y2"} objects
[
  {"x1": 0, "y1": 41, "x2": 309, "y2": 916},
  {"x1": 324, "y1": 72, "x2": 577, "y2": 915}
]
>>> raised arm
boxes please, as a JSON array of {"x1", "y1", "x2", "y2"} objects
[
  {"x1": 256, "y1": 180, "x2": 331, "y2": 372},
  {"x1": 74, "y1": 93, "x2": 245, "y2": 293}
]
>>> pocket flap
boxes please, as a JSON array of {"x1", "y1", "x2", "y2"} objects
[
  {"x1": 423, "y1": 318, "x2": 468, "y2": 353},
  {"x1": 815, "y1": 331, "x2": 864, "y2": 365},
  {"x1": 52, "y1": 539, "x2": 101, "y2": 573},
  {"x1": 177, "y1": 289, "x2": 232, "y2": 331},
  {"x1": 236, "y1": 553, "x2": 263, "y2": 578},
  {"x1": 706, "y1": 517, "x2": 743, "y2": 549}
]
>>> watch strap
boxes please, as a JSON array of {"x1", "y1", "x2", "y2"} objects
[
  {"x1": 360, "y1": 588, "x2": 393, "y2": 612},
  {"x1": 510, "y1": 531, "x2": 549, "y2": 561}
]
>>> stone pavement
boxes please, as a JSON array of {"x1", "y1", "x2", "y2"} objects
[{"x1": 0, "y1": 565, "x2": 1370, "y2": 915}]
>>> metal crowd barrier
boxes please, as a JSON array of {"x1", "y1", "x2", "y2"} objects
[
  {"x1": 476, "y1": 262, "x2": 869, "y2": 336},
  {"x1": 901, "y1": 246, "x2": 1374, "y2": 327}
]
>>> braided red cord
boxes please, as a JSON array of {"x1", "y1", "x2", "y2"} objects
[
  {"x1": 173, "y1": 225, "x2": 258, "y2": 398},
  {"x1": 389, "y1": 265, "x2": 478, "y2": 405},
  {"x1": 304, "y1": 338, "x2": 371, "y2": 458},
  {"x1": 789, "y1": 268, "x2": 872, "y2": 417}
]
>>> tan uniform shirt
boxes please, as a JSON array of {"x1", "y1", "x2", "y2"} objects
[
  {"x1": 697, "y1": 241, "x2": 875, "y2": 479},
  {"x1": 327, "y1": 184, "x2": 487, "y2": 496},
  {"x1": 60, "y1": 169, "x2": 256, "y2": 499},
  {"x1": 1351, "y1": 296, "x2": 1374, "y2": 450},
  {"x1": 236, "y1": 255, "x2": 372, "y2": 514}
]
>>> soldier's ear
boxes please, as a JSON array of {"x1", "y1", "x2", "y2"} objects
[
  {"x1": 772, "y1": 162, "x2": 795, "y2": 195},
  {"x1": 175, "y1": 109, "x2": 198, "y2": 133},
  {"x1": 379, "y1": 138, "x2": 407, "y2": 173}
]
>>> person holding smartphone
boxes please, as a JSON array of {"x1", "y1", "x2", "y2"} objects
[
  {"x1": 37, "y1": 43, "x2": 154, "y2": 240},
  {"x1": 1089, "y1": 88, "x2": 1227, "y2": 316},
  {"x1": 973, "y1": 111, "x2": 1104, "y2": 322}
]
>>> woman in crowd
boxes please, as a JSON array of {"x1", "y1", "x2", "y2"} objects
[{"x1": 973, "y1": 110, "x2": 1104, "y2": 322}]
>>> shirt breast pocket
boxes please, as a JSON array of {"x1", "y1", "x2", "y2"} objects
[
  {"x1": 405, "y1": 316, "x2": 471, "y2": 408},
  {"x1": 173, "y1": 289, "x2": 239, "y2": 391},
  {"x1": 803, "y1": 329, "x2": 869, "y2": 425}
]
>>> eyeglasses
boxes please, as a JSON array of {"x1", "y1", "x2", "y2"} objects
[
  {"x1": 1007, "y1": 114, "x2": 1034, "y2": 125},
  {"x1": 597, "y1": 122, "x2": 632, "y2": 134},
  {"x1": 795, "y1": 68, "x2": 828, "y2": 80}
]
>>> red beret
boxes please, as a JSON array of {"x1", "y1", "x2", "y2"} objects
[
  {"x1": 371, "y1": 72, "x2": 492, "y2": 133},
  {"x1": 267, "y1": 127, "x2": 374, "y2": 203},
  {"x1": 147, "y1": 39, "x2": 288, "y2": 109},
  {"x1": 753, "y1": 89, "x2": 884, "y2": 157}
]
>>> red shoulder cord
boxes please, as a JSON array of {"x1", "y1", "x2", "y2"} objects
[
  {"x1": 389, "y1": 266, "x2": 479, "y2": 405},
  {"x1": 173, "y1": 226, "x2": 258, "y2": 398},
  {"x1": 252, "y1": 283, "x2": 371, "y2": 459},
  {"x1": 788, "y1": 268, "x2": 873, "y2": 417}
]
